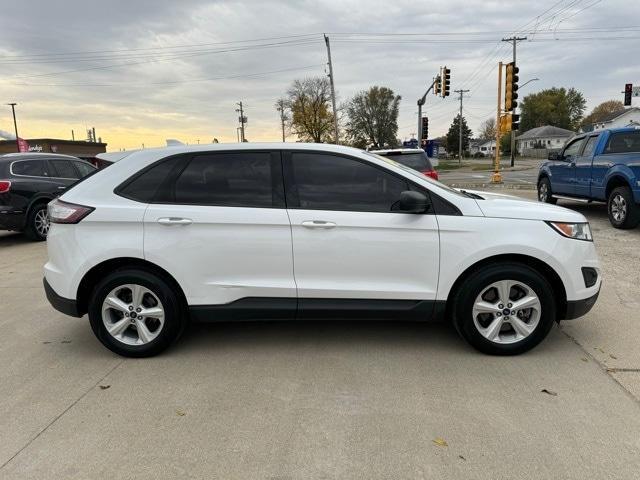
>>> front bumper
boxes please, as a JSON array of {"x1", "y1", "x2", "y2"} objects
[
  {"x1": 563, "y1": 288, "x2": 600, "y2": 320},
  {"x1": 43, "y1": 277, "x2": 82, "y2": 317}
]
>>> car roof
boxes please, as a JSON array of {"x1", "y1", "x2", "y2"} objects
[{"x1": 370, "y1": 148, "x2": 426, "y2": 155}]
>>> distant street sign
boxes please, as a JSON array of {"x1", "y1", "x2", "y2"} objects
[{"x1": 633, "y1": 86, "x2": 640, "y2": 97}]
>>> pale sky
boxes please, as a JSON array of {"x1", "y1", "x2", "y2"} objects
[{"x1": 0, "y1": 0, "x2": 638, "y2": 151}]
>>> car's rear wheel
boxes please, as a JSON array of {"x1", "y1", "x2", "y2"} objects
[
  {"x1": 452, "y1": 263, "x2": 556, "y2": 355},
  {"x1": 608, "y1": 186, "x2": 640, "y2": 229},
  {"x1": 24, "y1": 204, "x2": 50, "y2": 241},
  {"x1": 88, "y1": 269, "x2": 187, "y2": 357},
  {"x1": 537, "y1": 177, "x2": 557, "y2": 204}
]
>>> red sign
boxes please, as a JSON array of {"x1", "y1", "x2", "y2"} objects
[{"x1": 17, "y1": 137, "x2": 29, "y2": 152}]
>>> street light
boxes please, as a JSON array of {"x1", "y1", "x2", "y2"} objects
[
  {"x1": 520, "y1": 78, "x2": 540, "y2": 90},
  {"x1": 6, "y1": 103, "x2": 19, "y2": 152}
]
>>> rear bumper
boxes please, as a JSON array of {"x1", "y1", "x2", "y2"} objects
[
  {"x1": 0, "y1": 208, "x2": 25, "y2": 231},
  {"x1": 563, "y1": 288, "x2": 600, "y2": 320},
  {"x1": 43, "y1": 277, "x2": 82, "y2": 317}
]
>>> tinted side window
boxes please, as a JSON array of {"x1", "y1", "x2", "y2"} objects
[
  {"x1": 170, "y1": 152, "x2": 279, "y2": 208},
  {"x1": 289, "y1": 153, "x2": 408, "y2": 212},
  {"x1": 11, "y1": 160, "x2": 49, "y2": 177},
  {"x1": 563, "y1": 138, "x2": 584, "y2": 158},
  {"x1": 605, "y1": 131, "x2": 640, "y2": 154},
  {"x1": 50, "y1": 159, "x2": 80, "y2": 179},
  {"x1": 385, "y1": 153, "x2": 431, "y2": 171},
  {"x1": 74, "y1": 161, "x2": 96, "y2": 177},
  {"x1": 118, "y1": 156, "x2": 184, "y2": 203}
]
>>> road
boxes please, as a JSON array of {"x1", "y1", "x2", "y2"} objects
[
  {"x1": 1, "y1": 191, "x2": 639, "y2": 479},
  {"x1": 438, "y1": 158, "x2": 543, "y2": 188}
]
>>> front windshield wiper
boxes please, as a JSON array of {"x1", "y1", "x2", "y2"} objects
[{"x1": 459, "y1": 189, "x2": 484, "y2": 200}]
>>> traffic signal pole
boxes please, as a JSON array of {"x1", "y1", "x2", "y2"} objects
[
  {"x1": 502, "y1": 36, "x2": 526, "y2": 166},
  {"x1": 417, "y1": 77, "x2": 438, "y2": 144}
]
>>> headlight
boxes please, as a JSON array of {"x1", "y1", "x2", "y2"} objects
[{"x1": 547, "y1": 221, "x2": 593, "y2": 241}]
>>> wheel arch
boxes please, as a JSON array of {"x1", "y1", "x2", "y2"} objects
[
  {"x1": 605, "y1": 174, "x2": 631, "y2": 198},
  {"x1": 76, "y1": 257, "x2": 188, "y2": 316},
  {"x1": 444, "y1": 253, "x2": 567, "y2": 321}
]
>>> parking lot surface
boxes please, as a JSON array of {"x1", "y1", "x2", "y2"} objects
[{"x1": 1, "y1": 189, "x2": 639, "y2": 479}]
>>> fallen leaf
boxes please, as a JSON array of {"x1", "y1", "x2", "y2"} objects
[
  {"x1": 176, "y1": 410, "x2": 186, "y2": 417},
  {"x1": 458, "y1": 455, "x2": 466, "y2": 461},
  {"x1": 609, "y1": 354, "x2": 618, "y2": 360},
  {"x1": 598, "y1": 348, "x2": 605, "y2": 354},
  {"x1": 606, "y1": 367, "x2": 617, "y2": 373},
  {"x1": 580, "y1": 358, "x2": 588, "y2": 362},
  {"x1": 432, "y1": 437, "x2": 448, "y2": 447},
  {"x1": 61, "y1": 340, "x2": 72, "y2": 344},
  {"x1": 99, "y1": 385, "x2": 110, "y2": 390},
  {"x1": 541, "y1": 389, "x2": 558, "y2": 396}
]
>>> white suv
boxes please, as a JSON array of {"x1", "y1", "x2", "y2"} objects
[{"x1": 43, "y1": 143, "x2": 601, "y2": 357}]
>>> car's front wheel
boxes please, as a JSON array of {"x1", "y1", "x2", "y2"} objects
[
  {"x1": 452, "y1": 263, "x2": 556, "y2": 355},
  {"x1": 537, "y1": 177, "x2": 557, "y2": 204},
  {"x1": 88, "y1": 269, "x2": 187, "y2": 357},
  {"x1": 608, "y1": 186, "x2": 640, "y2": 229}
]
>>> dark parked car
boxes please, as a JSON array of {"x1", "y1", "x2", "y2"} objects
[{"x1": 0, "y1": 153, "x2": 96, "y2": 240}]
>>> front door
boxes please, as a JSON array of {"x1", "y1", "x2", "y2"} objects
[
  {"x1": 549, "y1": 137, "x2": 585, "y2": 195},
  {"x1": 143, "y1": 151, "x2": 296, "y2": 312},
  {"x1": 574, "y1": 135, "x2": 599, "y2": 198},
  {"x1": 283, "y1": 151, "x2": 440, "y2": 319}
]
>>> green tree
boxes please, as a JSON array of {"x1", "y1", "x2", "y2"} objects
[
  {"x1": 519, "y1": 87, "x2": 586, "y2": 132},
  {"x1": 580, "y1": 100, "x2": 626, "y2": 130},
  {"x1": 285, "y1": 77, "x2": 335, "y2": 143},
  {"x1": 345, "y1": 86, "x2": 401, "y2": 149},
  {"x1": 446, "y1": 114, "x2": 473, "y2": 158}
]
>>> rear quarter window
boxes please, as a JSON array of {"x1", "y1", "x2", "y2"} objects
[{"x1": 116, "y1": 155, "x2": 185, "y2": 202}]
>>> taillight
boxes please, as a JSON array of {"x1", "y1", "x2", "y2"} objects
[
  {"x1": 0, "y1": 180, "x2": 11, "y2": 193},
  {"x1": 422, "y1": 169, "x2": 439, "y2": 180},
  {"x1": 48, "y1": 199, "x2": 94, "y2": 224}
]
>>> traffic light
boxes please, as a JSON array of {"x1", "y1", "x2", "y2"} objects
[
  {"x1": 421, "y1": 116, "x2": 429, "y2": 140},
  {"x1": 511, "y1": 113, "x2": 520, "y2": 131},
  {"x1": 434, "y1": 75, "x2": 441, "y2": 96},
  {"x1": 442, "y1": 67, "x2": 451, "y2": 97},
  {"x1": 624, "y1": 83, "x2": 633, "y2": 106},
  {"x1": 504, "y1": 62, "x2": 519, "y2": 111}
]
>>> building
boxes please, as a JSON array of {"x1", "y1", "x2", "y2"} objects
[
  {"x1": 588, "y1": 107, "x2": 640, "y2": 131},
  {"x1": 469, "y1": 139, "x2": 496, "y2": 157},
  {"x1": 516, "y1": 126, "x2": 575, "y2": 158},
  {"x1": 0, "y1": 138, "x2": 107, "y2": 162}
]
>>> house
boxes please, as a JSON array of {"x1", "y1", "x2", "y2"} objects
[
  {"x1": 589, "y1": 107, "x2": 640, "y2": 131},
  {"x1": 469, "y1": 139, "x2": 496, "y2": 157},
  {"x1": 516, "y1": 126, "x2": 575, "y2": 158}
]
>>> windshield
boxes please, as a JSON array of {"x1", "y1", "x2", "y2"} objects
[{"x1": 363, "y1": 151, "x2": 466, "y2": 197}]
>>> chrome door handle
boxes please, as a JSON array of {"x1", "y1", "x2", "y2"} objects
[
  {"x1": 57, "y1": 186, "x2": 66, "y2": 190},
  {"x1": 157, "y1": 217, "x2": 193, "y2": 226},
  {"x1": 301, "y1": 220, "x2": 336, "y2": 229}
]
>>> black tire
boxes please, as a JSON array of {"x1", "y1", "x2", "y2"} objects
[
  {"x1": 88, "y1": 268, "x2": 187, "y2": 357},
  {"x1": 24, "y1": 203, "x2": 49, "y2": 241},
  {"x1": 607, "y1": 186, "x2": 640, "y2": 230},
  {"x1": 451, "y1": 262, "x2": 556, "y2": 355},
  {"x1": 537, "y1": 177, "x2": 557, "y2": 204}
]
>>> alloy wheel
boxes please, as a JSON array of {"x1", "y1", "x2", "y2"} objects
[
  {"x1": 538, "y1": 183, "x2": 548, "y2": 202},
  {"x1": 34, "y1": 209, "x2": 50, "y2": 237},
  {"x1": 101, "y1": 284, "x2": 165, "y2": 345},
  {"x1": 611, "y1": 194, "x2": 627, "y2": 222},
  {"x1": 472, "y1": 279, "x2": 541, "y2": 344}
]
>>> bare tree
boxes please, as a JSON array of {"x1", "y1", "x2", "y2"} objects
[
  {"x1": 478, "y1": 118, "x2": 497, "y2": 140},
  {"x1": 285, "y1": 77, "x2": 335, "y2": 143}
]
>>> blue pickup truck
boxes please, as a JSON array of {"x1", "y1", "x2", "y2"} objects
[{"x1": 538, "y1": 127, "x2": 640, "y2": 229}]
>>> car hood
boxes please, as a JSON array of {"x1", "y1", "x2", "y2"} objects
[{"x1": 462, "y1": 189, "x2": 587, "y2": 223}]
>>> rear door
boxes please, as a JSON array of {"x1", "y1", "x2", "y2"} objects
[
  {"x1": 283, "y1": 150, "x2": 440, "y2": 318},
  {"x1": 574, "y1": 134, "x2": 600, "y2": 198},
  {"x1": 143, "y1": 150, "x2": 296, "y2": 310}
]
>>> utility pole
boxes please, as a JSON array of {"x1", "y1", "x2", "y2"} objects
[
  {"x1": 454, "y1": 89, "x2": 470, "y2": 164},
  {"x1": 492, "y1": 62, "x2": 504, "y2": 184},
  {"x1": 6, "y1": 103, "x2": 19, "y2": 152},
  {"x1": 324, "y1": 34, "x2": 339, "y2": 144},
  {"x1": 236, "y1": 101, "x2": 246, "y2": 142},
  {"x1": 276, "y1": 99, "x2": 287, "y2": 142},
  {"x1": 502, "y1": 36, "x2": 526, "y2": 167}
]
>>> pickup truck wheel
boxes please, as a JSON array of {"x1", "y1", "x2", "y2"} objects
[
  {"x1": 451, "y1": 263, "x2": 556, "y2": 355},
  {"x1": 608, "y1": 186, "x2": 640, "y2": 229},
  {"x1": 537, "y1": 178, "x2": 557, "y2": 204}
]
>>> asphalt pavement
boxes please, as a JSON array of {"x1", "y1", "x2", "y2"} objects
[
  {"x1": 438, "y1": 158, "x2": 543, "y2": 188},
  {"x1": 1, "y1": 190, "x2": 639, "y2": 479}
]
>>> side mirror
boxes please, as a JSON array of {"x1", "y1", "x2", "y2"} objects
[
  {"x1": 399, "y1": 191, "x2": 430, "y2": 214},
  {"x1": 548, "y1": 152, "x2": 560, "y2": 161}
]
